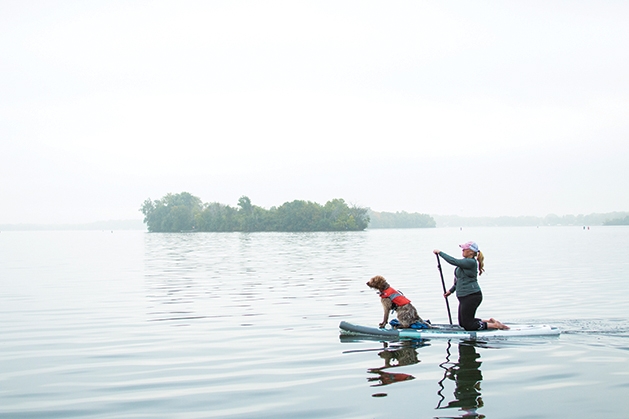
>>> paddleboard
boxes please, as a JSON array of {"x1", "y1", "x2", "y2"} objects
[{"x1": 339, "y1": 320, "x2": 560, "y2": 340}]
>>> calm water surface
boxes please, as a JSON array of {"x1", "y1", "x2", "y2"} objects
[{"x1": 1, "y1": 227, "x2": 628, "y2": 418}]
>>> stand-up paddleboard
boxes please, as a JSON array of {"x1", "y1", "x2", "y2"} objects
[{"x1": 339, "y1": 321, "x2": 560, "y2": 340}]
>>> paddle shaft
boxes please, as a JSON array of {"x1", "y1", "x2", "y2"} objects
[{"x1": 436, "y1": 254, "x2": 453, "y2": 325}]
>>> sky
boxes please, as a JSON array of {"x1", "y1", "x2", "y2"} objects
[{"x1": 2, "y1": 1, "x2": 628, "y2": 224}]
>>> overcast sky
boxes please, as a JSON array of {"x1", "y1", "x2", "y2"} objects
[{"x1": 2, "y1": 1, "x2": 628, "y2": 224}]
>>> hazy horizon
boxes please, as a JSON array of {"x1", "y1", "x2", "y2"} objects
[
  {"x1": 3, "y1": 1, "x2": 628, "y2": 224},
  {"x1": 2, "y1": 207, "x2": 627, "y2": 230}
]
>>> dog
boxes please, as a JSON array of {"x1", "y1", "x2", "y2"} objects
[{"x1": 366, "y1": 275, "x2": 422, "y2": 328}]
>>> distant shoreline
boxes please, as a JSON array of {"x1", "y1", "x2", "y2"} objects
[
  {"x1": 2, "y1": 211, "x2": 628, "y2": 231},
  {"x1": 0, "y1": 219, "x2": 146, "y2": 231},
  {"x1": 432, "y1": 211, "x2": 629, "y2": 227}
]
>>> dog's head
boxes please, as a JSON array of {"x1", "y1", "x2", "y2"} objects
[{"x1": 366, "y1": 275, "x2": 389, "y2": 291}]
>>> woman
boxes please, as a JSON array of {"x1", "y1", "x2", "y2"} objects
[{"x1": 433, "y1": 242, "x2": 508, "y2": 331}]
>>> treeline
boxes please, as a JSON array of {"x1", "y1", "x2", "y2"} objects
[
  {"x1": 434, "y1": 212, "x2": 629, "y2": 227},
  {"x1": 603, "y1": 216, "x2": 629, "y2": 225},
  {"x1": 140, "y1": 192, "x2": 370, "y2": 232},
  {"x1": 368, "y1": 210, "x2": 436, "y2": 228}
]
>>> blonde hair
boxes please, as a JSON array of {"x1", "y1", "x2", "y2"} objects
[{"x1": 476, "y1": 250, "x2": 485, "y2": 275}]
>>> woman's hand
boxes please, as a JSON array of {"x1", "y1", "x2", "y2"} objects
[
  {"x1": 433, "y1": 249, "x2": 441, "y2": 254},
  {"x1": 444, "y1": 291, "x2": 452, "y2": 298}
]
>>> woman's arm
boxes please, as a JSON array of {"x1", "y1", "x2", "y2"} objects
[
  {"x1": 437, "y1": 251, "x2": 476, "y2": 269},
  {"x1": 448, "y1": 280, "x2": 456, "y2": 294}
]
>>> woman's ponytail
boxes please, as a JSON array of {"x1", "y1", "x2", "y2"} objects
[{"x1": 476, "y1": 250, "x2": 485, "y2": 275}]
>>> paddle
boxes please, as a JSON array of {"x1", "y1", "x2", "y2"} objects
[{"x1": 436, "y1": 254, "x2": 453, "y2": 325}]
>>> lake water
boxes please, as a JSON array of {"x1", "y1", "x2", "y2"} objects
[{"x1": 1, "y1": 226, "x2": 628, "y2": 418}]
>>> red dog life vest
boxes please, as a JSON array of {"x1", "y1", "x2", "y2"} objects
[{"x1": 379, "y1": 287, "x2": 411, "y2": 309}]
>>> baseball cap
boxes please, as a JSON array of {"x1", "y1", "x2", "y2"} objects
[{"x1": 459, "y1": 241, "x2": 479, "y2": 252}]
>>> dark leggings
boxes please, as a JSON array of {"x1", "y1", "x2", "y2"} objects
[{"x1": 457, "y1": 291, "x2": 487, "y2": 331}]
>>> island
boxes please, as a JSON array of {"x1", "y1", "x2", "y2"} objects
[{"x1": 140, "y1": 192, "x2": 370, "y2": 232}]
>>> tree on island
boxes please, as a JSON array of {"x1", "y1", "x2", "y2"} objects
[
  {"x1": 140, "y1": 192, "x2": 202, "y2": 232},
  {"x1": 140, "y1": 192, "x2": 370, "y2": 232}
]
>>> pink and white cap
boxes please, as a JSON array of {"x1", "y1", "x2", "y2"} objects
[{"x1": 459, "y1": 241, "x2": 479, "y2": 252}]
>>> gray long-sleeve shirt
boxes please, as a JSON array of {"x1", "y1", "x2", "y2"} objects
[{"x1": 439, "y1": 251, "x2": 481, "y2": 297}]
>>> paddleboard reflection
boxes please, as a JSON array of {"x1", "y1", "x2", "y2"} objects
[{"x1": 436, "y1": 341, "x2": 485, "y2": 419}]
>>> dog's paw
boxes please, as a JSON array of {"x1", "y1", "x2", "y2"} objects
[{"x1": 378, "y1": 322, "x2": 387, "y2": 328}]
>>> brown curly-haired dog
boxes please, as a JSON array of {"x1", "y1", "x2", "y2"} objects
[{"x1": 366, "y1": 275, "x2": 422, "y2": 328}]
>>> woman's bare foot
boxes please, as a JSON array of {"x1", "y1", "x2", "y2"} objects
[{"x1": 485, "y1": 318, "x2": 510, "y2": 330}]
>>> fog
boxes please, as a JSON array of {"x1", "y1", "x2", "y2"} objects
[{"x1": 2, "y1": 1, "x2": 628, "y2": 224}]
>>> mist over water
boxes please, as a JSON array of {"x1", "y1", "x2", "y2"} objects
[{"x1": 1, "y1": 227, "x2": 628, "y2": 418}]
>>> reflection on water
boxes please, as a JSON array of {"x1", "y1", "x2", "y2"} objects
[
  {"x1": 342, "y1": 339, "x2": 429, "y2": 395},
  {"x1": 436, "y1": 341, "x2": 485, "y2": 418},
  {"x1": 345, "y1": 338, "x2": 486, "y2": 416},
  {"x1": 144, "y1": 233, "x2": 210, "y2": 324},
  {"x1": 142, "y1": 231, "x2": 372, "y2": 327},
  {"x1": 366, "y1": 341, "x2": 427, "y2": 390}
]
